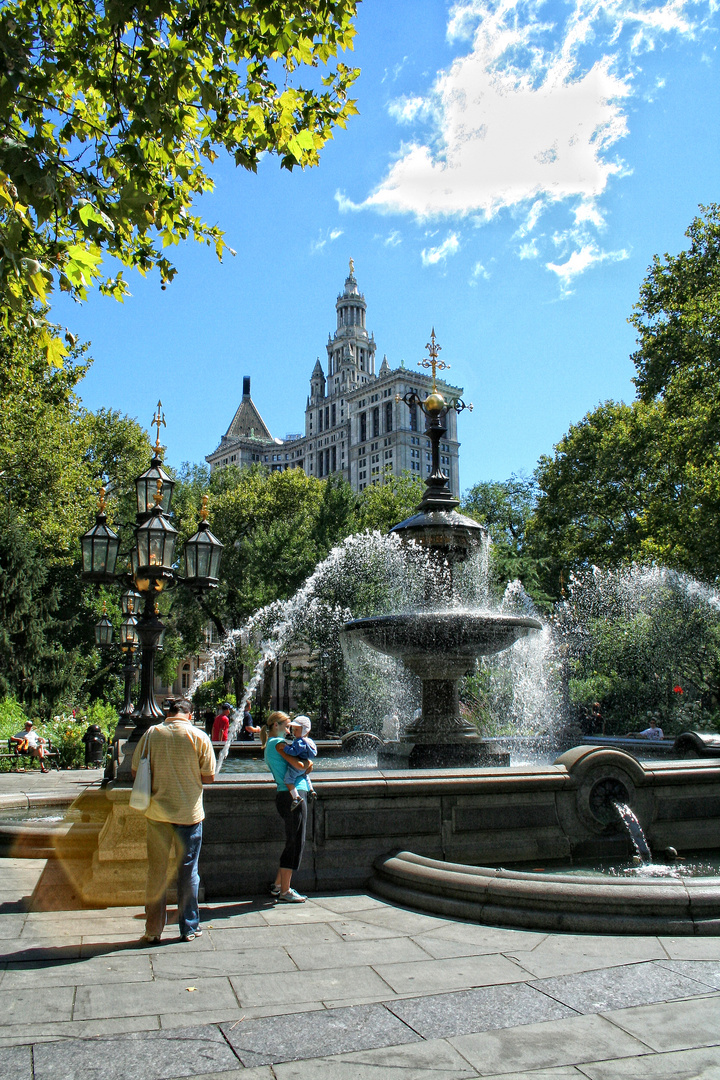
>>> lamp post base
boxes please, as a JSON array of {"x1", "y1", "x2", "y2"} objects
[{"x1": 112, "y1": 719, "x2": 141, "y2": 783}]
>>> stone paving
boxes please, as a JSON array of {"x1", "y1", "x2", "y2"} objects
[
  {"x1": 1, "y1": 772, "x2": 720, "y2": 1078},
  {"x1": 1, "y1": 858, "x2": 720, "y2": 1078}
]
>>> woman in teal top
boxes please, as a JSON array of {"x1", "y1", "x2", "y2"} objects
[{"x1": 262, "y1": 711, "x2": 312, "y2": 903}]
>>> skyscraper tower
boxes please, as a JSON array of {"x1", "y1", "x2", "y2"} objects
[{"x1": 207, "y1": 261, "x2": 464, "y2": 495}]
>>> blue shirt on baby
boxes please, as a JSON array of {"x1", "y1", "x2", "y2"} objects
[
  {"x1": 264, "y1": 737, "x2": 310, "y2": 793},
  {"x1": 283, "y1": 735, "x2": 317, "y2": 787}
]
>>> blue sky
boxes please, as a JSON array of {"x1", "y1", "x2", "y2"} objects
[{"x1": 52, "y1": 0, "x2": 720, "y2": 494}]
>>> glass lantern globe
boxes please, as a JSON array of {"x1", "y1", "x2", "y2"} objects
[
  {"x1": 134, "y1": 500, "x2": 178, "y2": 592},
  {"x1": 119, "y1": 614, "x2": 139, "y2": 651},
  {"x1": 184, "y1": 497, "x2": 223, "y2": 590},
  {"x1": 135, "y1": 458, "x2": 175, "y2": 518},
  {"x1": 94, "y1": 604, "x2": 114, "y2": 648},
  {"x1": 120, "y1": 589, "x2": 143, "y2": 616},
  {"x1": 81, "y1": 489, "x2": 120, "y2": 583}
]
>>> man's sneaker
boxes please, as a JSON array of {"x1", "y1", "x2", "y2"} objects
[
  {"x1": 308, "y1": 790, "x2": 318, "y2": 801},
  {"x1": 181, "y1": 928, "x2": 202, "y2": 941},
  {"x1": 269, "y1": 882, "x2": 281, "y2": 897},
  {"x1": 290, "y1": 797, "x2": 302, "y2": 811},
  {"x1": 278, "y1": 888, "x2": 306, "y2": 903}
]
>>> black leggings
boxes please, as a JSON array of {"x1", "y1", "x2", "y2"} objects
[{"x1": 276, "y1": 790, "x2": 307, "y2": 871}]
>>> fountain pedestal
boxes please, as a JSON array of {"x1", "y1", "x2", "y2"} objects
[{"x1": 345, "y1": 612, "x2": 540, "y2": 769}]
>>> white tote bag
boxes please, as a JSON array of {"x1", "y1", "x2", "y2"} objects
[{"x1": 129, "y1": 733, "x2": 152, "y2": 811}]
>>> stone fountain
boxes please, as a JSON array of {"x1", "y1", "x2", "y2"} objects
[
  {"x1": 343, "y1": 331, "x2": 541, "y2": 767},
  {"x1": 15, "y1": 337, "x2": 719, "y2": 934}
]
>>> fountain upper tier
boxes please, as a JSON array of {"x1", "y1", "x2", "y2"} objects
[
  {"x1": 342, "y1": 359, "x2": 542, "y2": 765},
  {"x1": 344, "y1": 611, "x2": 542, "y2": 681}
]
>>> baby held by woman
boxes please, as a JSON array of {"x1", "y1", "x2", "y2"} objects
[{"x1": 284, "y1": 715, "x2": 317, "y2": 808}]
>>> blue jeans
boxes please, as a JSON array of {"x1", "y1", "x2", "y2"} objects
[{"x1": 145, "y1": 819, "x2": 203, "y2": 938}]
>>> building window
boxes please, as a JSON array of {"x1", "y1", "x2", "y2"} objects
[
  {"x1": 318, "y1": 409, "x2": 323, "y2": 432},
  {"x1": 359, "y1": 412, "x2": 367, "y2": 443},
  {"x1": 331, "y1": 403, "x2": 336, "y2": 426},
  {"x1": 181, "y1": 664, "x2": 191, "y2": 690},
  {"x1": 372, "y1": 406, "x2": 380, "y2": 438},
  {"x1": 385, "y1": 401, "x2": 393, "y2": 433},
  {"x1": 409, "y1": 404, "x2": 418, "y2": 432}
]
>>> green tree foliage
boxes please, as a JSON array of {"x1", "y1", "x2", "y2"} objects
[
  {"x1": 355, "y1": 470, "x2": 424, "y2": 533},
  {"x1": 0, "y1": 311, "x2": 92, "y2": 555},
  {"x1": 532, "y1": 205, "x2": 720, "y2": 592},
  {"x1": 560, "y1": 568, "x2": 720, "y2": 734},
  {"x1": 0, "y1": 518, "x2": 67, "y2": 705},
  {"x1": 631, "y1": 204, "x2": 720, "y2": 403},
  {"x1": 0, "y1": 0, "x2": 359, "y2": 322},
  {"x1": 0, "y1": 310, "x2": 152, "y2": 709},
  {"x1": 462, "y1": 474, "x2": 550, "y2": 604}
]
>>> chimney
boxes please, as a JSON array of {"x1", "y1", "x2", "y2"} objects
[{"x1": 242, "y1": 376, "x2": 251, "y2": 398}]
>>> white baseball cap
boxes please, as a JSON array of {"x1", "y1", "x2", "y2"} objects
[{"x1": 292, "y1": 715, "x2": 312, "y2": 737}]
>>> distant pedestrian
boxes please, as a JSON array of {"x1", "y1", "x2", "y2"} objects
[
  {"x1": 639, "y1": 718, "x2": 664, "y2": 740},
  {"x1": 212, "y1": 702, "x2": 233, "y2": 742},
  {"x1": 203, "y1": 710, "x2": 215, "y2": 738},
  {"x1": 131, "y1": 697, "x2": 215, "y2": 943},
  {"x1": 591, "y1": 702, "x2": 604, "y2": 733},
  {"x1": 239, "y1": 701, "x2": 261, "y2": 741}
]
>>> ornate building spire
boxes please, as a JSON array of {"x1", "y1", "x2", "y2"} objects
[{"x1": 328, "y1": 260, "x2": 375, "y2": 385}]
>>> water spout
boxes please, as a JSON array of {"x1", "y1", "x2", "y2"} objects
[{"x1": 613, "y1": 801, "x2": 652, "y2": 863}]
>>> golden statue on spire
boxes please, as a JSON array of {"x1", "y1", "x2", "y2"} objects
[{"x1": 349, "y1": 257, "x2": 355, "y2": 276}]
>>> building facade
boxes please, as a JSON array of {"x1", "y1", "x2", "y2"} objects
[{"x1": 206, "y1": 263, "x2": 463, "y2": 494}]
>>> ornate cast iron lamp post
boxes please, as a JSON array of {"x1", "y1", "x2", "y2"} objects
[
  {"x1": 81, "y1": 404, "x2": 224, "y2": 773},
  {"x1": 93, "y1": 595, "x2": 140, "y2": 719},
  {"x1": 392, "y1": 330, "x2": 480, "y2": 560}
]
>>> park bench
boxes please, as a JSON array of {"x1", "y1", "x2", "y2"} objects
[{"x1": 0, "y1": 739, "x2": 60, "y2": 771}]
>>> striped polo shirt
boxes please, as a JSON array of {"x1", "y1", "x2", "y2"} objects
[{"x1": 131, "y1": 719, "x2": 216, "y2": 824}]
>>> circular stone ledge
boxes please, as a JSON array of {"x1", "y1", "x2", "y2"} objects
[{"x1": 370, "y1": 850, "x2": 720, "y2": 936}]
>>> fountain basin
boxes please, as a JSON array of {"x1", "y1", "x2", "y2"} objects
[
  {"x1": 344, "y1": 611, "x2": 543, "y2": 678},
  {"x1": 370, "y1": 850, "x2": 720, "y2": 935},
  {"x1": 13, "y1": 747, "x2": 720, "y2": 934}
]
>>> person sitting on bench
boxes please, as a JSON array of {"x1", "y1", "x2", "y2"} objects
[{"x1": 10, "y1": 720, "x2": 49, "y2": 772}]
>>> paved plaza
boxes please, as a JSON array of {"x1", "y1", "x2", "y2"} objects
[{"x1": 1, "y1": 775, "x2": 719, "y2": 1079}]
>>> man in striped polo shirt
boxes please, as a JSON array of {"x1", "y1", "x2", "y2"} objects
[{"x1": 131, "y1": 698, "x2": 216, "y2": 943}]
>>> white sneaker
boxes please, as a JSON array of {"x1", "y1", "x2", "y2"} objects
[{"x1": 278, "y1": 888, "x2": 306, "y2": 903}]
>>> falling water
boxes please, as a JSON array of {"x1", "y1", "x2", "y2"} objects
[
  {"x1": 186, "y1": 529, "x2": 559, "y2": 773},
  {"x1": 613, "y1": 801, "x2": 652, "y2": 863}
]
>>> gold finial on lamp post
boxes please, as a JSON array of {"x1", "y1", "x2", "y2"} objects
[
  {"x1": 151, "y1": 400, "x2": 166, "y2": 456},
  {"x1": 418, "y1": 328, "x2": 450, "y2": 393}
]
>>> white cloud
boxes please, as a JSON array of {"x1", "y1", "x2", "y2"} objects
[
  {"x1": 310, "y1": 227, "x2": 344, "y2": 253},
  {"x1": 518, "y1": 239, "x2": 540, "y2": 259},
  {"x1": 421, "y1": 233, "x2": 460, "y2": 265},
  {"x1": 353, "y1": 0, "x2": 713, "y2": 268},
  {"x1": 546, "y1": 242, "x2": 630, "y2": 291},
  {"x1": 335, "y1": 190, "x2": 360, "y2": 213},
  {"x1": 470, "y1": 260, "x2": 491, "y2": 280},
  {"x1": 384, "y1": 230, "x2": 402, "y2": 247},
  {"x1": 388, "y1": 96, "x2": 429, "y2": 124}
]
